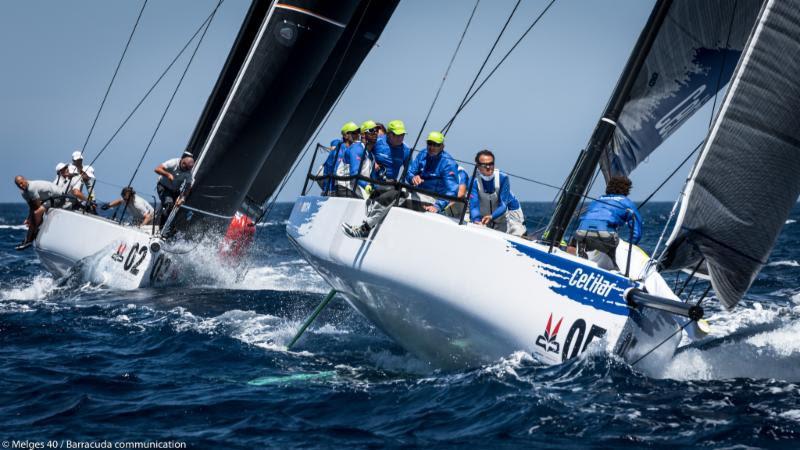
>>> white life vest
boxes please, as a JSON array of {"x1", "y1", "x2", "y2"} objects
[{"x1": 476, "y1": 169, "x2": 504, "y2": 223}]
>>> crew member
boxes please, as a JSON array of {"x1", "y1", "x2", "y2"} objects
[
  {"x1": 14, "y1": 176, "x2": 61, "y2": 250},
  {"x1": 349, "y1": 119, "x2": 379, "y2": 198},
  {"x1": 341, "y1": 131, "x2": 456, "y2": 239},
  {"x1": 70, "y1": 151, "x2": 96, "y2": 210},
  {"x1": 443, "y1": 165, "x2": 470, "y2": 218},
  {"x1": 573, "y1": 175, "x2": 642, "y2": 270},
  {"x1": 469, "y1": 150, "x2": 526, "y2": 236},
  {"x1": 321, "y1": 122, "x2": 360, "y2": 196},
  {"x1": 370, "y1": 119, "x2": 410, "y2": 187},
  {"x1": 154, "y1": 151, "x2": 195, "y2": 227},
  {"x1": 101, "y1": 186, "x2": 154, "y2": 226}
]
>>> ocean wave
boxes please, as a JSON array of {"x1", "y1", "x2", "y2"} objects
[
  {"x1": 0, "y1": 275, "x2": 56, "y2": 301},
  {"x1": 767, "y1": 260, "x2": 800, "y2": 267},
  {"x1": 0, "y1": 224, "x2": 26, "y2": 230}
]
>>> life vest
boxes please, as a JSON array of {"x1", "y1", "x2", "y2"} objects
[{"x1": 476, "y1": 169, "x2": 505, "y2": 224}]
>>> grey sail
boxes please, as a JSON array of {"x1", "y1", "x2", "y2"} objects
[
  {"x1": 242, "y1": 0, "x2": 400, "y2": 217},
  {"x1": 660, "y1": 0, "x2": 800, "y2": 309},
  {"x1": 599, "y1": 0, "x2": 763, "y2": 179},
  {"x1": 169, "y1": 0, "x2": 364, "y2": 234}
]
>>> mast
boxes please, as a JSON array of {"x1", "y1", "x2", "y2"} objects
[{"x1": 544, "y1": 0, "x2": 673, "y2": 247}]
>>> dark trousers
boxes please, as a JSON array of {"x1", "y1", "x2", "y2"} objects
[
  {"x1": 573, "y1": 229, "x2": 619, "y2": 268},
  {"x1": 157, "y1": 184, "x2": 179, "y2": 227}
]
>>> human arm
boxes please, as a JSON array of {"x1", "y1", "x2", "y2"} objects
[
  {"x1": 469, "y1": 182, "x2": 481, "y2": 222},
  {"x1": 154, "y1": 164, "x2": 174, "y2": 182},
  {"x1": 405, "y1": 153, "x2": 422, "y2": 185},
  {"x1": 625, "y1": 201, "x2": 643, "y2": 244},
  {"x1": 434, "y1": 159, "x2": 459, "y2": 212},
  {"x1": 102, "y1": 198, "x2": 123, "y2": 210}
]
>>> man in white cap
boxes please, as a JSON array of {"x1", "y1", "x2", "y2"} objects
[
  {"x1": 154, "y1": 151, "x2": 195, "y2": 227},
  {"x1": 52, "y1": 163, "x2": 84, "y2": 209},
  {"x1": 70, "y1": 151, "x2": 97, "y2": 210},
  {"x1": 101, "y1": 186, "x2": 154, "y2": 226}
]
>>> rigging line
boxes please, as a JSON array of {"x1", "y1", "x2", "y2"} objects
[
  {"x1": 81, "y1": 0, "x2": 148, "y2": 154},
  {"x1": 88, "y1": 5, "x2": 221, "y2": 166},
  {"x1": 126, "y1": 0, "x2": 222, "y2": 189},
  {"x1": 397, "y1": 0, "x2": 481, "y2": 183},
  {"x1": 442, "y1": 0, "x2": 557, "y2": 134},
  {"x1": 258, "y1": 0, "x2": 374, "y2": 223},
  {"x1": 442, "y1": 0, "x2": 522, "y2": 136},
  {"x1": 637, "y1": 140, "x2": 703, "y2": 210},
  {"x1": 630, "y1": 319, "x2": 693, "y2": 367},
  {"x1": 707, "y1": 0, "x2": 739, "y2": 130}
]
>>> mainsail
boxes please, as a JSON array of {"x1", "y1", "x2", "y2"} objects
[
  {"x1": 242, "y1": 0, "x2": 400, "y2": 216},
  {"x1": 660, "y1": 0, "x2": 800, "y2": 309},
  {"x1": 169, "y1": 0, "x2": 364, "y2": 233},
  {"x1": 599, "y1": 0, "x2": 763, "y2": 179}
]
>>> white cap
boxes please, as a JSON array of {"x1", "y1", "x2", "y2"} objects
[
  {"x1": 72, "y1": 151, "x2": 83, "y2": 161},
  {"x1": 55, "y1": 162, "x2": 67, "y2": 172}
]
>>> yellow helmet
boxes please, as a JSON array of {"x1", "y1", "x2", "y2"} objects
[
  {"x1": 360, "y1": 120, "x2": 377, "y2": 132},
  {"x1": 387, "y1": 119, "x2": 406, "y2": 135},
  {"x1": 341, "y1": 121, "x2": 359, "y2": 134},
  {"x1": 426, "y1": 131, "x2": 445, "y2": 144}
]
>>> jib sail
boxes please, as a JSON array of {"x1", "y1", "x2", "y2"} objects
[
  {"x1": 242, "y1": 0, "x2": 400, "y2": 217},
  {"x1": 169, "y1": 0, "x2": 364, "y2": 233},
  {"x1": 660, "y1": 0, "x2": 800, "y2": 309},
  {"x1": 599, "y1": 0, "x2": 763, "y2": 179}
]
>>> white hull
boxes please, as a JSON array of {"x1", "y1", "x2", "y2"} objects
[
  {"x1": 288, "y1": 196, "x2": 685, "y2": 371},
  {"x1": 34, "y1": 209, "x2": 179, "y2": 289}
]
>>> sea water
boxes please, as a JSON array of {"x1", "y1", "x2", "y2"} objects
[{"x1": 1, "y1": 203, "x2": 799, "y2": 448}]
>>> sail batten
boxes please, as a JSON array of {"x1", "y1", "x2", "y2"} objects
[{"x1": 660, "y1": 0, "x2": 800, "y2": 309}]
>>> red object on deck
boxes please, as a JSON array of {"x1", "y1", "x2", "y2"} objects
[{"x1": 219, "y1": 212, "x2": 256, "y2": 262}]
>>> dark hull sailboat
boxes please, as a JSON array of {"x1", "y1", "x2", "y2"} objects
[{"x1": 33, "y1": 0, "x2": 400, "y2": 288}]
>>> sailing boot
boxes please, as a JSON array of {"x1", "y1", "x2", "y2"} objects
[{"x1": 341, "y1": 222, "x2": 371, "y2": 239}]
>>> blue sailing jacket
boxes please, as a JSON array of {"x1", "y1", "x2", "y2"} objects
[
  {"x1": 469, "y1": 172, "x2": 520, "y2": 222},
  {"x1": 345, "y1": 141, "x2": 368, "y2": 188},
  {"x1": 404, "y1": 150, "x2": 459, "y2": 211},
  {"x1": 322, "y1": 139, "x2": 349, "y2": 192},
  {"x1": 576, "y1": 194, "x2": 643, "y2": 244},
  {"x1": 372, "y1": 135, "x2": 410, "y2": 181},
  {"x1": 457, "y1": 167, "x2": 469, "y2": 188}
]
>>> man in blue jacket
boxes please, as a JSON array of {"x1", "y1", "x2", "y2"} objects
[
  {"x1": 341, "y1": 130, "x2": 455, "y2": 239},
  {"x1": 405, "y1": 131, "x2": 458, "y2": 212},
  {"x1": 469, "y1": 150, "x2": 526, "y2": 236},
  {"x1": 370, "y1": 119, "x2": 410, "y2": 186},
  {"x1": 321, "y1": 121, "x2": 360, "y2": 196},
  {"x1": 573, "y1": 175, "x2": 642, "y2": 270}
]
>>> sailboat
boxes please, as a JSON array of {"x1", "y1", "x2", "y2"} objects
[
  {"x1": 33, "y1": 0, "x2": 399, "y2": 288},
  {"x1": 286, "y1": 0, "x2": 800, "y2": 371}
]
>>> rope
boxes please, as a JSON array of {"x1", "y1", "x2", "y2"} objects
[
  {"x1": 126, "y1": 0, "x2": 222, "y2": 188},
  {"x1": 442, "y1": 0, "x2": 522, "y2": 136},
  {"x1": 398, "y1": 0, "x2": 483, "y2": 184},
  {"x1": 409, "y1": 0, "x2": 480, "y2": 149},
  {"x1": 441, "y1": 0, "x2": 557, "y2": 134},
  {"x1": 88, "y1": 5, "x2": 222, "y2": 166},
  {"x1": 637, "y1": 140, "x2": 702, "y2": 210},
  {"x1": 81, "y1": 0, "x2": 148, "y2": 154}
]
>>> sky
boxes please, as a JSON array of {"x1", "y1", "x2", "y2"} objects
[{"x1": 0, "y1": 0, "x2": 723, "y2": 204}]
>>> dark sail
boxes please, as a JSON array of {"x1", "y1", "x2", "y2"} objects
[
  {"x1": 599, "y1": 0, "x2": 763, "y2": 179},
  {"x1": 169, "y1": 0, "x2": 363, "y2": 233},
  {"x1": 660, "y1": 0, "x2": 800, "y2": 309},
  {"x1": 242, "y1": 0, "x2": 400, "y2": 216}
]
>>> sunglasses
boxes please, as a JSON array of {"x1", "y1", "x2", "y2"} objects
[
  {"x1": 363, "y1": 128, "x2": 378, "y2": 134},
  {"x1": 427, "y1": 141, "x2": 442, "y2": 147},
  {"x1": 478, "y1": 162, "x2": 495, "y2": 169}
]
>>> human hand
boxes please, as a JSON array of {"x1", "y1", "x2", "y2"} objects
[
  {"x1": 101, "y1": 203, "x2": 110, "y2": 210},
  {"x1": 168, "y1": 173, "x2": 175, "y2": 182},
  {"x1": 480, "y1": 215, "x2": 492, "y2": 225},
  {"x1": 412, "y1": 175, "x2": 423, "y2": 186},
  {"x1": 424, "y1": 205, "x2": 438, "y2": 213}
]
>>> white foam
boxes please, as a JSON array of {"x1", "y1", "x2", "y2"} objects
[
  {"x1": 767, "y1": 260, "x2": 800, "y2": 267},
  {"x1": 786, "y1": 219, "x2": 797, "y2": 225},
  {"x1": 0, "y1": 275, "x2": 56, "y2": 301},
  {"x1": 237, "y1": 264, "x2": 327, "y2": 293},
  {"x1": 0, "y1": 224, "x2": 26, "y2": 230}
]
